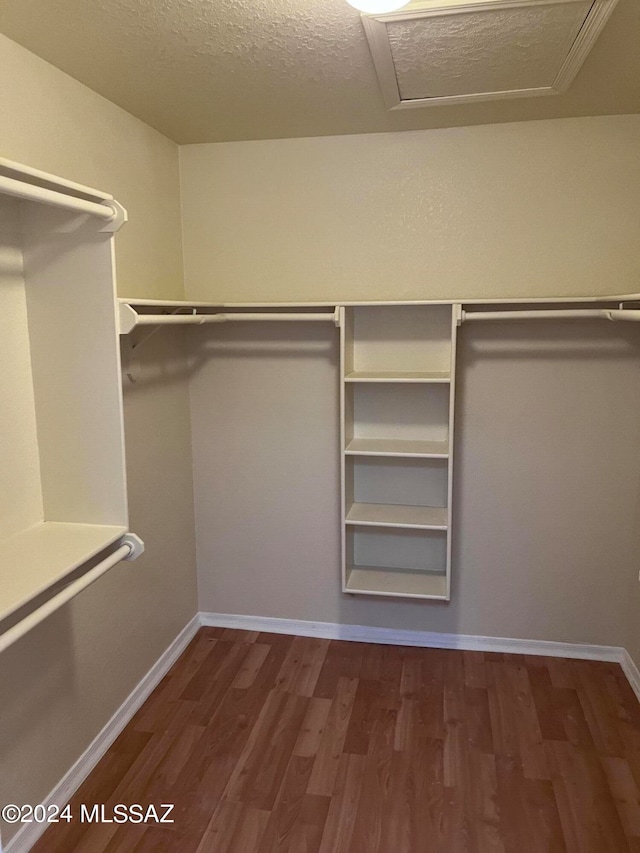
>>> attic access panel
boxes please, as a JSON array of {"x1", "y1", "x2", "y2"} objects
[{"x1": 361, "y1": 0, "x2": 618, "y2": 109}]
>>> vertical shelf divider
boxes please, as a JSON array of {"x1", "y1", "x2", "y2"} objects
[
  {"x1": 446, "y1": 304, "x2": 461, "y2": 600},
  {"x1": 339, "y1": 306, "x2": 348, "y2": 594}
]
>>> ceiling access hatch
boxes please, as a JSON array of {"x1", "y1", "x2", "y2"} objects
[{"x1": 361, "y1": 0, "x2": 619, "y2": 109}]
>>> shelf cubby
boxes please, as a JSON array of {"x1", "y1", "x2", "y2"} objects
[
  {"x1": 345, "y1": 527, "x2": 448, "y2": 600},
  {"x1": 345, "y1": 382, "x2": 450, "y2": 451},
  {"x1": 344, "y1": 305, "x2": 452, "y2": 376},
  {"x1": 345, "y1": 456, "x2": 448, "y2": 529}
]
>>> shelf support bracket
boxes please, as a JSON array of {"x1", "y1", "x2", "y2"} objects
[
  {"x1": 119, "y1": 303, "x2": 139, "y2": 335},
  {"x1": 99, "y1": 199, "x2": 128, "y2": 233},
  {"x1": 121, "y1": 532, "x2": 145, "y2": 560}
]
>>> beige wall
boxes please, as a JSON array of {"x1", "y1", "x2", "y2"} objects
[
  {"x1": 0, "y1": 34, "x2": 197, "y2": 845},
  {"x1": 0, "y1": 198, "x2": 42, "y2": 542},
  {"x1": 180, "y1": 115, "x2": 640, "y2": 303},
  {"x1": 183, "y1": 118, "x2": 640, "y2": 657},
  {"x1": 0, "y1": 32, "x2": 183, "y2": 301},
  {"x1": 190, "y1": 321, "x2": 640, "y2": 649}
]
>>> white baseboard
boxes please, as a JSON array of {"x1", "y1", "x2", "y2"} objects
[
  {"x1": 5, "y1": 614, "x2": 200, "y2": 853},
  {"x1": 200, "y1": 609, "x2": 640, "y2": 705},
  {"x1": 199, "y1": 610, "x2": 627, "y2": 662}
]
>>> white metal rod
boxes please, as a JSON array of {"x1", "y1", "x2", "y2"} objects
[
  {"x1": 0, "y1": 155, "x2": 113, "y2": 201},
  {"x1": 462, "y1": 309, "x2": 608, "y2": 322},
  {"x1": 0, "y1": 174, "x2": 117, "y2": 222},
  {"x1": 222, "y1": 312, "x2": 336, "y2": 322},
  {"x1": 0, "y1": 542, "x2": 133, "y2": 654},
  {"x1": 463, "y1": 309, "x2": 640, "y2": 323},
  {"x1": 606, "y1": 310, "x2": 640, "y2": 322},
  {"x1": 132, "y1": 314, "x2": 224, "y2": 326},
  {"x1": 131, "y1": 312, "x2": 337, "y2": 327}
]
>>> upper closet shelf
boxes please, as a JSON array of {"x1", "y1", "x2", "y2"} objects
[
  {"x1": 0, "y1": 523, "x2": 128, "y2": 624},
  {"x1": 0, "y1": 526, "x2": 144, "y2": 655},
  {"x1": 0, "y1": 156, "x2": 127, "y2": 232},
  {"x1": 118, "y1": 298, "x2": 640, "y2": 337},
  {"x1": 119, "y1": 302, "x2": 341, "y2": 333}
]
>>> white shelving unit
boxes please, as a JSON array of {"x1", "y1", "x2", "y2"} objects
[
  {"x1": 340, "y1": 305, "x2": 459, "y2": 600},
  {"x1": 0, "y1": 159, "x2": 138, "y2": 648},
  {"x1": 117, "y1": 295, "x2": 640, "y2": 605}
]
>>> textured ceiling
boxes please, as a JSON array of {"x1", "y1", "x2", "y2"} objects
[
  {"x1": 0, "y1": 0, "x2": 638, "y2": 143},
  {"x1": 388, "y1": 3, "x2": 591, "y2": 98}
]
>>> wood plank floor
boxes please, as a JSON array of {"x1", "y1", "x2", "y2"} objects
[{"x1": 31, "y1": 628, "x2": 640, "y2": 852}]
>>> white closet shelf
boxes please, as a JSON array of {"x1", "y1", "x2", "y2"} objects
[
  {"x1": 344, "y1": 370, "x2": 451, "y2": 383},
  {"x1": 0, "y1": 157, "x2": 126, "y2": 231},
  {"x1": 346, "y1": 503, "x2": 448, "y2": 529},
  {"x1": 344, "y1": 371, "x2": 451, "y2": 383},
  {"x1": 0, "y1": 522, "x2": 128, "y2": 623},
  {"x1": 345, "y1": 565, "x2": 448, "y2": 599},
  {"x1": 345, "y1": 438, "x2": 449, "y2": 458},
  {"x1": 119, "y1": 295, "x2": 640, "y2": 308}
]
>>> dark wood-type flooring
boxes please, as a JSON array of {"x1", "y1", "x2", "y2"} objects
[{"x1": 31, "y1": 627, "x2": 640, "y2": 852}]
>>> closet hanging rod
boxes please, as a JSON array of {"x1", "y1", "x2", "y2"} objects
[
  {"x1": 0, "y1": 534, "x2": 144, "y2": 654},
  {"x1": 461, "y1": 309, "x2": 640, "y2": 323},
  {"x1": 0, "y1": 174, "x2": 124, "y2": 228},
  {"x1": 134, "y1": 312, "x2": 337, "y2": 324},
  {"x1": 119, "y1": 305, "x2": 341, "y2": 333}
]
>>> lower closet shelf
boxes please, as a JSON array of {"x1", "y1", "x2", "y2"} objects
[
  {"x1": 345, "y1": 565, "x2": 448, "y2": 600},
  {"x1": 0, "y1": 521, "x2": 128, "y2": 622}
]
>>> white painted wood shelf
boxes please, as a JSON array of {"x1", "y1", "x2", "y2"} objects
[
  {"x1": 345, "y1": 566, "x2": 448, "y2": 600},
  {"x1": 344, "y1": 370, "x2": 450, "y2": 383},
  {"x1": 340, "y1": 304, "x2": 458, "y2": 600},
  {"x1": 345, "y1": 438, "x2": 450, "y2": 458},
  {"x1": 0, "y1": 523, "x2": 128, "y2": 623},
  {"x1": 346, "y1": 503, "x2": 447, "y2": 530}
]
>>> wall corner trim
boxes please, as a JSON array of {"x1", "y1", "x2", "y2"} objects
[
  {"x1": 5, "y1": 614, "x2": 200, "y2": 853},
  {"x1": 620, "y1": 649, "x2": 640, "y2": 704}
]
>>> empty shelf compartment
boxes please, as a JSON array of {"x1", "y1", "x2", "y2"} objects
[
  {"x1": 345, "y1": 527, "x2": 448, "y2": 599},
  {"x1": 344, "y1": 305, "x2": 452, "y2": 375},
  {"x1": 346, "y1": 383, "x2": 450, "y2": 451},
  {"x1": 345, "y1": 456, "x2": 448, "y2": 528}
]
